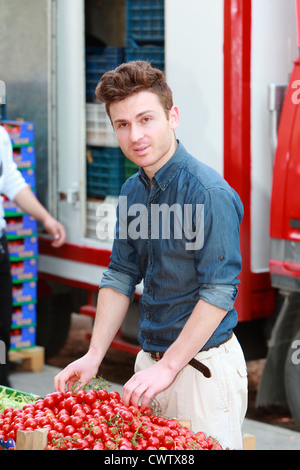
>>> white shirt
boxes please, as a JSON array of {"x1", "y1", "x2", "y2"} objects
[{"x1": 0, "y1": 125, "x2": 28, "y2": 231}]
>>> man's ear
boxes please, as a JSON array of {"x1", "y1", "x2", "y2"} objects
[{"x1": 169, "y1": 105, "x2": 180, "y2": 130}]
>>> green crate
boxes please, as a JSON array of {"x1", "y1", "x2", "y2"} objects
[
  {"x1": 0, "y1": 385, "x2": 39, "y2": 413},
  {"x1": 125, "y1": 159, "x2": 139, "y2": 179}
]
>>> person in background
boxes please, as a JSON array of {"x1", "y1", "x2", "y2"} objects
[
  {"x1": 54, "y1": 61, "x2": 247, "y2": 450},
  {"x1": 0, "y1": 124, "x2": 66, "y2": 387}
]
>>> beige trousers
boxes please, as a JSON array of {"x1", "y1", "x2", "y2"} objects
[{"x1": 135, "y1": 334, "x2": 248, "y2": 450}]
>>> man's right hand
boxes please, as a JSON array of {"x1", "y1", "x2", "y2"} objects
[{"x1": 54, "y1": 352, "x2": 100, "y2": 392}]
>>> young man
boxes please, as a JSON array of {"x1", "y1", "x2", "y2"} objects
[{"x1": 54, "y1": 61, "x2": 247, "y2": 449}]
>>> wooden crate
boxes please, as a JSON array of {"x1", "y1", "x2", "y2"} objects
[
  {"x1": 9, "y1": 346, "x2": 44, "y2": 372},
  {"x1": 16, "y1": 429, "x2": 48, "y2": 450}
]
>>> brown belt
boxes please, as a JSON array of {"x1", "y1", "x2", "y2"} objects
[{"x1": 148, "y1": 333, "x2": 234, "y2": 379}]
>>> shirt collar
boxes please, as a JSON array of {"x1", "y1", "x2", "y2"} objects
[{"x1": 138, "y1": 140, "x2": 188, "y2": 190}]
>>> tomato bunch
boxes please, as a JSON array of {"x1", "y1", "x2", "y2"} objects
[{"x1": 0, "y1": 388, "x2": 223, "y2": 450}]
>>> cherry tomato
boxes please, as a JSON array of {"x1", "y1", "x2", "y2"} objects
[
  {"x1": 84, "y1": 390, "x2": 97, "y2": 405},
  {"x1": 71, "y1": 415, "x2": 84, "y2": 429},
  {"x1": 52, "y1": 391, "x2": 65, "y2": 404},
  {"x1": 75, "y1": 389, "x2": 86, "y2": 403},
  {"x1": 44, "y1": 395, "x2": 55, "y2": 408},
  {"x1": 147, "y1": 436, "x2": 160, "y2": 448},
  {"x1": 64, "y1": 396, "x2": 77, "y2": 411},
  {"x1": 64, "y1": 425, "x2": 76, "y2": 436},
  {"x1": 97, "y1": 389, "x2": 108, "y2": 401}
]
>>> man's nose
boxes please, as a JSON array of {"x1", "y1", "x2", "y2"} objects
[{"x1": 130, "y1": 123, "x2": 144, "y2": 142}]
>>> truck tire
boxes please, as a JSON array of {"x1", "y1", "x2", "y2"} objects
[{"x1": 284, "y1": 327, "x2": 300, "y2": 428}]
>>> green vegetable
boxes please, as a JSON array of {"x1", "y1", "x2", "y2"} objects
[{"x1": 0, "y1": 386, "x2": 38, "y2": 414}]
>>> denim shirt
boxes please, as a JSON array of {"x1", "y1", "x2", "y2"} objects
[{"x1": 100, "y1": 141, "x2": 244, "y2": 352}]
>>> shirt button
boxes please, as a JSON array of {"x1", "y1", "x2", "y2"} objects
[
  {"x1": 146, "y1": 314, "x2": 151, "y2": 319},
  {"x1": 145, "y1": 287, "x2": 149, "y2": 293},
  {"x1": 161, "y1": 184, "x2": 166, "y2": 188},
  {"x1": 149, "y1": 260, "x2": 152, "y2": 265},
  {"x1": 147, "y1": 339, "x2": 151, "y2": 344}
]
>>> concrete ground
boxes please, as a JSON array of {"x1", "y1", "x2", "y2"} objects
[{"x1": 8, "y1": 364, "x2": 300, "y2": 451}]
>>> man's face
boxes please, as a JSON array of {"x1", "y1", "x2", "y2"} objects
[{"x1": 110, "y1": 91, "x2": 179, "y2": 179}]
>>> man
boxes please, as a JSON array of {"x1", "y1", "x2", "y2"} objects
[
  {"x1": 0, "y1": 124, "x2": 66, "y2": 387},
  {"x1": 54, "y1": 61, "x2": 247, "y2": 449}
]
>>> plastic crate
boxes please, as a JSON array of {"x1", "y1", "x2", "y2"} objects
[
  {"x1": 0, "y1": 385, "x2": 39, "y2": 400},
  {"x1": 12, "y1": 145, "x2": 35, "y2": 169},
  {"x1": 87, "y1": 147, "x2": 125, "y2": 198},
  {"x1": 125, "y1": 39, "x2": 165, "y2": 71},
  {"x1": 126, "y1": 0, "x2": 165, "y2": 44},
  {"x1": 12, "y1": 280, "x2": 37, "y2": 305},
  {"x1": 10, "y1": 257, "x2": 38, "y2": 282},
  {"x1": 10, "y1": 325, "x2": 36, "y2": 350},
  {"x1": 86, "y1": 47, "x2": 125, "y2": 99},
  {"x1": 1, "y1": 120, "x2": 35, "y2": 146},
  {"x1": 86, "y1": 103, "x2": 119, "y2": 147},
  {"x1": 11, "y1": 303, "x2": 37, "y2": 328},
  {"x1": 5, "y1": 214, "x2": 37, "y2": 238},
  {"x1": 8, "y1": 236, "x2": 38, "y2": 260}
]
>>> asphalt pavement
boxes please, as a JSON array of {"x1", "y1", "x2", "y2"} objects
[{"x1": 6, "y1": 364, "x2": 300, "y2": 451}]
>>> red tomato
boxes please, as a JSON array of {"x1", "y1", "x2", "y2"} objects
[
  {"x1": 91, "y1": 425, "x2": 103, "y2": 440},
  {"x1": 128, "y1": 405, "x2": 140, "y2": 417},
  {"x1": 64, "y1": 425, "x2": 76, "y2": 436},
  {"x1": 97, "y1": 389, "x2": 108, "y2": 401},
  {"x1": 153, "y1": 428, "x2": 165, "y2": 442},
  {"x1": 58, "y1": 413, "x2": 71, "y2": 426},
  {"x1": 75, "y1": 389, "x2": 86, "y2": 403},
  {"x1": 162, "y1": 435, "x2": 175, "y2": 450},
  {"x1": 108, "y1": 390, "x2": 120, "y2": 401},
  {"x1": 93, "y1": 441, "x2": 104, "y2": 450},
  {"x1": 64, "y1": 396, "x2": 77, "y2": 411},
  {"x1": 44, "y1": 395, "x2": 55, "y2": 408},
  {"x1": 84, "y1": 390, "x2": 97, "y2": 405},
  {"x1": 24, "y1": 418, "x2": 37, "y2": 429},
  {"x1": 52, "y1": 391, "x2": 65, "y2": 404},
  {"x1": 71, "y1": 415, "x2": 84, "y2": 429},
  {"x1": 147, "y1": 436, "x2": 160, "y2": 448},
  {"x1": 53, "y1": 421, "x2": 65, "y2": 434},
  {"x1": 47, "y1": 429, "x2": 59, "y2": 442},
  {"x1": 120, "y1": 409, "x2": 134, "y2": 422}
]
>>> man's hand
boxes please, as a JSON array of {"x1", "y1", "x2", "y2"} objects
[
  {"x1": 122, "y1": 360, "x2": 178, "y2": 410},
  {"x1": 54, "y1": 352, "x2": 100, "y2": 392},
  {"x1": 42, "y1": 214, "x2": 66, "y2": 247}
]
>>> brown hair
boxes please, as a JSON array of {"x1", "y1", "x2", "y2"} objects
[{"x1": 95, "y1": 61, "x2": 173, "y2": 118}]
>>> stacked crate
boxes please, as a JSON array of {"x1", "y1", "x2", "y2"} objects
[
  {"x1": 86, "y1": 46, "x2": 125, "y2": 102},
  {"x1": 125, "y1": 0, "x2": 165, "y2": 72},
  {"x1": 85, "y1": 46, "x2": 126, "y2": 203},
  {"x1": 1, "y1": 121, "x2": 38, "y2": 350},
  {"x1": 85, "y1": 1, "x2": 165, "y2": 239}
]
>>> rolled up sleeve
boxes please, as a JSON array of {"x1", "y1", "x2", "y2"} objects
[
  {"x1": 100, "y1": 267, "x2": 138, "y2": 302},
  {"x1": 199, "y1": 283, "x2": 238, "y2": 312}
]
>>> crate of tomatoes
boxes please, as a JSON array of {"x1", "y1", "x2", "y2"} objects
[{"x1": 0, "y1": 378, "x2": 228, "y2": 451}]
